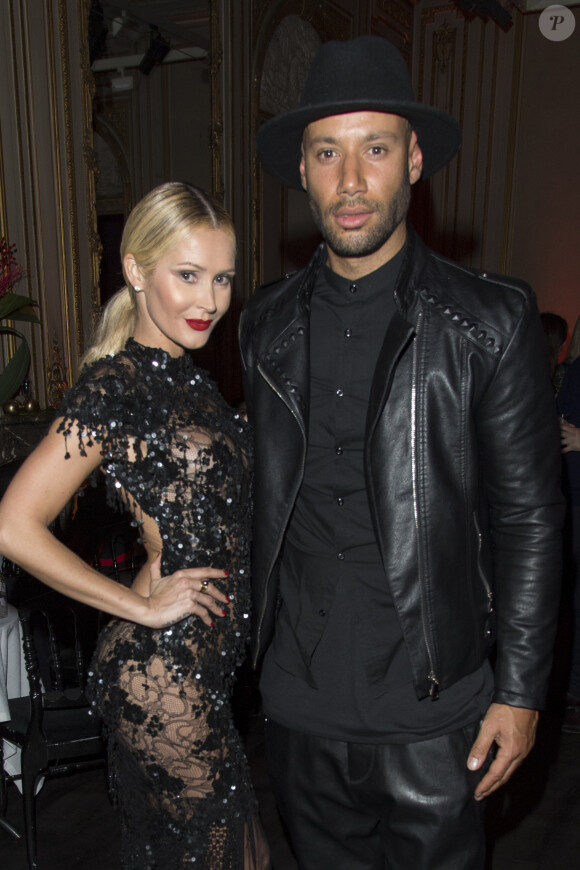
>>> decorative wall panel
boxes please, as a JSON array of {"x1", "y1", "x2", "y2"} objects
[
  {"x1": 0, "y1": 0, "x2": 97, "y2": 409},
  {"x1": 411, "y1": 1, "x2": 522, "y2": 272}
]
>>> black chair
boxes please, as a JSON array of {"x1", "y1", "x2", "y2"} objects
[{"x1": 0, "y1": 592, "x2": 106, "y2": 869}]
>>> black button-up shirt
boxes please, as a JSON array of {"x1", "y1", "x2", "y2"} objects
[{"x1": 261, "y1": 246, "x2": 492, "y2": 742}]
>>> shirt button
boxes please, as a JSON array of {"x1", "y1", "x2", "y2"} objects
[
  {"x1": 318, "y1": 609, "x2": 327, "y2": 617},
  {"x1": 349, "y1": 283, "x2": 357, "y2": 294},
  {"x1": 336, "y1": 389, "x2": 344, "y2": 397},
  {"x1": 337, "y1": 497, "x2": 344, "y2": 506},
  {"x1": 344, "y1": 329, "x2": 352, "y2": 338},
  {"x1": 335, "y1": 446, "x2": 343, "y2": 456},
  {"x1": 337, "y1": 552, "x2": 345, "y2": 560}
]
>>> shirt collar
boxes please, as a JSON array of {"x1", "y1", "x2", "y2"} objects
[{"x1": 321, "y1": 242, "x2": 407, "y2": 299}]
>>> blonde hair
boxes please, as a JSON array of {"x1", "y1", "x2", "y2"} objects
[{"x1": 82, "y1": 182, "x2": 235, "y2": 367}]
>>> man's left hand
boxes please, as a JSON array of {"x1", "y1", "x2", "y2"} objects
[{"x1": 467, "y1": 702, "x2": 538, "y2": 800}]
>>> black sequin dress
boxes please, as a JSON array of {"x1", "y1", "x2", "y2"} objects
[{"x1": 57, "y1": 339, "x2": 267, "y2": 869}]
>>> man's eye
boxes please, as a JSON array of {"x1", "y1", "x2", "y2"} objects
[
  {"x1": 369, "y1": 146, "x2": 386, "y2": 155},
  {"x1": 318, "y1": 149, "x2": 336, "y2": 160}
]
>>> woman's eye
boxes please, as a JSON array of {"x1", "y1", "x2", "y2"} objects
[
  {"x1": 214, "y1": 274, "x2": 233, "y2": 286},
  {"x1": 180, "y1": 271, "x2": 196, "y2": 282}
]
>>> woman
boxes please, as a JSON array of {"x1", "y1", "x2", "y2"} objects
[{"x1": 0, "y1": 183, "x2": 269, "y2": 869}]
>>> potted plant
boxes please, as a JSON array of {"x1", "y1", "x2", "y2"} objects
[{"x1": 0, "y1": 237, "x2": 40, "y2": 406}]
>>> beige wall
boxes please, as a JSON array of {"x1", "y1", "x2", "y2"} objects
[
  {"x1": 412, "y1": 1, "x2": 580, "y2": 335},
  {"x1": 2, "y1": 0, "x2": 578, "y2": 412},
  {"x1": 508, "y1": 12, "x2": 580, "y2": 332}
]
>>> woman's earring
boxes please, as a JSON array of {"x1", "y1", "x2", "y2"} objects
[{"x1": 134, "y1": 285, "x2": 142, "y2": 292}]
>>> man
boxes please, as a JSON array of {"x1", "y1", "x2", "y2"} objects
[{"x1": 239, "y1": 36, "x2": 563, "y2": 870}]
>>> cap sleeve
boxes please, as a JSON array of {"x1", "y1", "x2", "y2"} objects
[{"x1": 56, "y1": 354, "x2": 138, "y2": 461}]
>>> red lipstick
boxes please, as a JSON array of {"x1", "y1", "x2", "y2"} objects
[{"x1": 186, "y1": 319, "x2": 212, "y2": 331}]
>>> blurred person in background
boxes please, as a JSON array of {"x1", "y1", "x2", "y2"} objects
[{"x1": 540, "y1": 312, "x2": 568, "y2": 391}]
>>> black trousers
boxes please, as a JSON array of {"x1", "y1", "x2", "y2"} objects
[{"x1": 266, "y1": 719, "x2": 488, "y2": 870}]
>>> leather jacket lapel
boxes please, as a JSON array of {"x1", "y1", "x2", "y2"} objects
[
  {"x1": 366, "y1": 310, "x2": 416, "y2": 441},
  {"x1": 366, "y1": 229, "x2": 422, "y2": 440},
  {"x1": 257, "y1": 247, "x2": 324, "y2": 435}
]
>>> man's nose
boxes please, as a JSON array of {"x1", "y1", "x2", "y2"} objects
[{"x1": 337, "y1": 154, "x2": 366, "y2": 196}]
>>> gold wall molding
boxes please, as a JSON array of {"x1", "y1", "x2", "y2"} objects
[
  {"x1": 433, "y1": 20, "x2": 455, "y2": 74},
  {"x1": 0, "y1": 117, "x2": 7, "y2": 240},
  {"x1": 416, "y1": 4, "x2": 456, "y2": 102},
  {"x1": 55, "y1": 0, "x2": 79, "y2": 367},
  {"x1": 259, "y1": 16, "x2": 321, "y2": 117},
  {"x1": 374, "y1": 0, "x2": 413, "y2": 33}
]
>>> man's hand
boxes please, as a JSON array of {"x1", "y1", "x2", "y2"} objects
[
  {"x1": 560, "y1": 418, "x2": 580, "y2": 453},
  {"x1": 467, "y1": 702, "x2": 538, "y2": 800}
]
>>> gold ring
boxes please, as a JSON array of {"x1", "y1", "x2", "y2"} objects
[{"x1": 200, "y1": 579, "x2": 209, "y2": 592}]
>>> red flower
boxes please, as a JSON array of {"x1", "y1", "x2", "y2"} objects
[{"x1": 0, "y1": 237, "x2": 26, "y2": 299}]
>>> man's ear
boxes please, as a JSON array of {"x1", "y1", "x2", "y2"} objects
[
  {"x1": 408, "y1": 132, "x2": 423, "y2": 185},
  {"x1": 123, "y1": 253, "x2": 144, "y2": 290},
  {"x1": 299, "y1": 145, "x2": 308, "y2": 192}
]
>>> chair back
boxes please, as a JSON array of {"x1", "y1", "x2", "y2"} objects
[
  {"x1": 19, "y1": 593, "x2": 101, "y2": 730},
  {"x1": 1, "y1": 591, "x2": 105, "y2": 869}
]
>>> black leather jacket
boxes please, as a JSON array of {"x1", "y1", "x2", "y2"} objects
[{"x1": 239, "y1": 229, "x2": 564, "y2": 708}]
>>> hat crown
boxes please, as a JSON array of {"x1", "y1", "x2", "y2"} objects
[
  {"x1": 299, "y1": 36, "x2": 415, "y2": 110},
  {"x1": 256, "y1": 36, "x2": 461, "y2": 188}
]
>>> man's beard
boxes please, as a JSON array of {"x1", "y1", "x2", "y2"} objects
[{"x1": 307, "y1": 171, "x2": 411, "y2": 259}]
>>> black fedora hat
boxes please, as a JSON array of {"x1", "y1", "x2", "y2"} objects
[{"x1": 257, "y1": 36, "x2": 461, "y2": 189}]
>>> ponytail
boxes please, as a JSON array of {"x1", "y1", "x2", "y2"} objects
[{"x1": 80, "y1": 286, "x2": 137, "y2": 368}]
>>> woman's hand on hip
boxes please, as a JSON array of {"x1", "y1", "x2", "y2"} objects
[{"x1": 141, "y1": 555, "x2": 230, "y2": 628}]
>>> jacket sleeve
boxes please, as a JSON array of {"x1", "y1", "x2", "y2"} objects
[{"x1": 476, "y1": 286, "x2": 564, "y2": 709}]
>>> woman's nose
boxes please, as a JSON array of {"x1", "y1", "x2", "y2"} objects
[{"x1": 196, "y1": 281, "x2": 218, "y2": 314}]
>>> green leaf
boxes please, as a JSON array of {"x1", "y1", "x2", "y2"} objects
[
  {"x1": 0, "y1": 330, "x2": 30, "y2": 404},
  {"x1": 0, "y1": 293, "x2": 38, "y2": 321},
  {"x1": 10, "y1": 305, "x2": 40, "y2": 324}
]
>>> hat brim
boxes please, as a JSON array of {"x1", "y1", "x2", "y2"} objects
[{"x1": 257, "y1": 100, "x2": 461, "y2": 189}]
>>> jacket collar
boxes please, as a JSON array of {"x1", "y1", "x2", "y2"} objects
[
  {"x1": 258, "y1": 226, "x2": 429, "y2": 431},
  {"x1": 297, "y1": 225, "x2": 429, "y2": 319},
  {"x1": 257, "y1": 250, "x2": 325, "y2": 429},
  {"x1": 393, "y1": 225, "x2": 429, "y2": 318}
]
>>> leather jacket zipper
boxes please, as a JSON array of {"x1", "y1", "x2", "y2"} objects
[
  {"x1": 254, "y1": 362, "x2": 306, "y2": 666},
  {"x1": 411, "y1": 311, "x2": 439, "y2": 700},
  {"x1": 473, "y1": 513, "x2": 494, "y2": 624}
]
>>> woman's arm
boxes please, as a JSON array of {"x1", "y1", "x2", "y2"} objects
[{"x1": 0, "y1": 419, "x2": 229, "y2": 628}]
